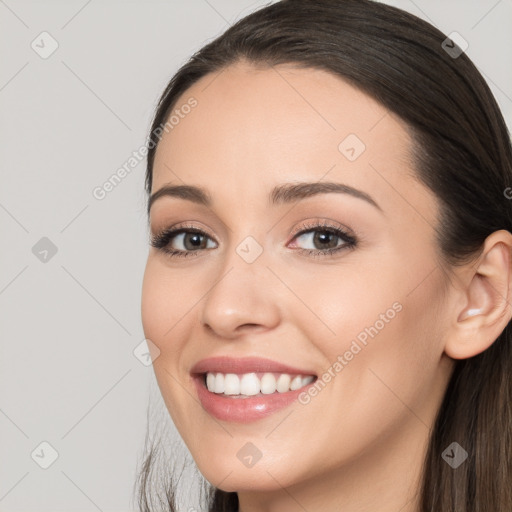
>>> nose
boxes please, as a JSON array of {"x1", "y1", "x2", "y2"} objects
[{"x1": 200, "y1": 248, "x2": 282, "y2": 339}]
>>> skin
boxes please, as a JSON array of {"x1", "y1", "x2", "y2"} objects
[{"x1": 141, "y1": 61, "x2": 512, "y2": 512}]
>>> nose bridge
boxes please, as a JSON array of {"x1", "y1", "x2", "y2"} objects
[
  {"x1": 199, "y1": 232, "x2": 281, "y2": 337},
  {"x1": 217, "y1": 216, "x2": 270, "y2": 283}
]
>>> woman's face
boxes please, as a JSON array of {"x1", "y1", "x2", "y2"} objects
[{"x1": 141, "y1": 62, "x2": 455, "y2": 494}]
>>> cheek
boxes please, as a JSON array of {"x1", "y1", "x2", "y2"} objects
[
  {"x1": 283, "y1": 255, "x2": 401, "y2": 353},
  {"x1": 329, "y1": 262, "x2": 447, "y2": 427},
  {"x1": 141, "y1": 260, "x2": 199, "y2": 430},
  {"x1": 294, "y1": 251, "x2": 446, "y2": 425},
  {"x1": 310, "y1": 241, "x2": 446, "y2": 364},
  {"x1": 279, "y1": 274, "x2": 446, "y2": 480},
  {"x1": 141, "y1": 258, "x2": 193, "y2": 349},
  {"x1": 141, "y1": 261, "x2": 166, "y2": 346}
]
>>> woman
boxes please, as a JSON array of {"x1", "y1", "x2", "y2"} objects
[{"x1": 138, "y1": 0, "x2": 512, "y2": 510}]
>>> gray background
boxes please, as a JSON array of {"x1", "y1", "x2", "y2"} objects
[{"x1": 1, "y1": 0, "x2": 511, "y2": 510}]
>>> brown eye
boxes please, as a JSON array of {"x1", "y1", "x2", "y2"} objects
[
  {"x1": 150, "y1": 227, "x2": 217, "y2": 258},
  {"x1": 287, "y1": 220, "x2": 358, "y2": 258},
  {"x1": 179, "y1": 232, "x2": 209, "y2": 250},
  {"x1": 312, "y1": 230, "x2": 340, "y2": 249}
]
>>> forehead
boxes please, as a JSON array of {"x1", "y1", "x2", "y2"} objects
[{"x1": 151, "y1": 61, "x2": 428, "y2": 218}]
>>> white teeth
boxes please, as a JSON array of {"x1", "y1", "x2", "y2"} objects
[
  {"x1": 290, "y1": 375, "x2": 302, "y2": 390},
  {"x1": 276, "y1": 373, "x2": 291, "y2": 392},
  {"x1": 206, "y1": 372, "x2": 216, "y2": 391},
  {"x1": 204, "y1": 371, "x2": 315, "y2": 396},
  {"x1": 261, "y1": 373, "x2": 277, "y2": 394},
  {"x1": 302, "y1": 375, "x2": 315, "y2": 387},
  {"x1": 224, "y1": 374, "x2": 239, "y2": 395},
  {"x1": 214, "y1": 373, "x2": 225, "y2": 393},
  {"x1": 240, "y1": 373, "x2": 260, "y2": 396}
]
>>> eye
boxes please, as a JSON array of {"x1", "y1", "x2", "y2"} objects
[
  {"x1": 150, "y1": 225, "x2": 217, "y2": 258},
  {"x1": 288, "y1": 220, "x2": 357, "y2": 257},
  {"x1": 150, "y1": 220, "x2": 357, "y2": 259}
]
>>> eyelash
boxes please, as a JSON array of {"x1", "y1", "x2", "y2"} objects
[{"x1": 149, "y1": 220, "x2": 358, "y2": 259}]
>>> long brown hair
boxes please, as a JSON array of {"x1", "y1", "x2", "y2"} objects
[{"x1": 136, "y1": 1, "x2": 512, "y2": 510}]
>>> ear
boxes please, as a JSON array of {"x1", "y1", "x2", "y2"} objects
[{"x1": 444, "y1": 229, "x2": 512, "y2": 360}]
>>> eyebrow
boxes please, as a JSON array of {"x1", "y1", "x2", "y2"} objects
[{"x1": 147, "y1": 181, "x2": 382, "y2": 214}]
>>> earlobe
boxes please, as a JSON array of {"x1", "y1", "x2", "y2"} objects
[
  {"x1": 445, "y1": 230, "x2": 512, "y2": 360},
  {"x1": 457, "y1": 307, "x2": 482, "y2": 321}
]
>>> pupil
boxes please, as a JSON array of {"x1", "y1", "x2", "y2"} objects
[
  {"x1": 314, "y1": 231, "x2": 337, "y2": 249},
  {"x1": 185, "y1": 233, "x2": 204, "y2": 250}
]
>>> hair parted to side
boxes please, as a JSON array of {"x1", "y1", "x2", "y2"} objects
[{"x1": 137, "y1": 1, "x2": 512, "y2": 510}]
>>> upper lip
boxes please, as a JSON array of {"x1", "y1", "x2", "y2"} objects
[{"x1": 190, "y1": 356, "x2": 317, "y2": 376}]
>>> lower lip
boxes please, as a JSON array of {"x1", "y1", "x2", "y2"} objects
[{"x1": 193, "y1": 374, "x2": 316, "y2": 423}]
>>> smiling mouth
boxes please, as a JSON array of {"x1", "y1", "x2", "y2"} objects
[{"x1": 202, "y1": 371, "x2": 317, "y2": 398}]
